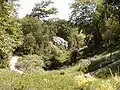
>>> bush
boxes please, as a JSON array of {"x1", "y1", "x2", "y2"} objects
[
  {"x1": 0, "y1": 59, "x2": 8, "y2": 68},
  {"x1": 16, "y1": 54, "x2": 44, "y2": 73},
  {"x1": 42, "y1": 42, "x2": 71, "y2": 69}
]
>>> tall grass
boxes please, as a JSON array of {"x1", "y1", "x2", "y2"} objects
[
  {"x1": 1, "y1": 50, "x2": 120, "y2": 89},
  {"x1": 0, "y1": 68, "x2": 120, "y2": 90},
  {"x1": 0, "y1": 69, "x2": 79, "y2": 90}
]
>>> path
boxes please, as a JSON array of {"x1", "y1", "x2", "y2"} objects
[{"x1": 9, "y1": 53, "x2": 23, "y2": 74}]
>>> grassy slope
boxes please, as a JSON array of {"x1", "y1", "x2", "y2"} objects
[
  {"x1": 0, "y1": 50, "x2": 120, "y2": 89},
  {"x1": 0, "y1": 69, "x2": 79, "y2": 90},
  {"x1": 0, "y1": 68, "x2": 120, "y2": 90}
]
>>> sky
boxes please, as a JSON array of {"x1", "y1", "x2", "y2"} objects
[{"x1": 17, "y1": 0, "x2": 73, "y2": 20}]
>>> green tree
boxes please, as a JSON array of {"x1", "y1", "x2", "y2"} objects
[
  {"x1": 20, "y1": 17, "x2": 72, "y2": 69},
  {"x1": 97, "y1": 0, "x2": 120, "y2": 47},
  {"x1": 0, "y1": 0, "x2": 23, "y2": 58},
  {"x1": 29, "y1": 0, "x2": 57, "y2": 19},
  {"x1": 70, "y1": 0, "x2": 120, "y2": 55},
  {"x1": 70, "y1": 0, "x2": 104, "y2": 55},
  {"x1": 53, "y1": 19, "x2": 85, "y2": 48},
  {"x1": 20, "y1": 16, "x2": 44, "y2": 54}
]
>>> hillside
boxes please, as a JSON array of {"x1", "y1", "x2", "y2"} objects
[{"x1": 0, "y1": 0, "x2": 120, "y2": 89}]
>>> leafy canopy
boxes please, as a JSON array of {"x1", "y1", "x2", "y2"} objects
[{"x1": 30, "y1": 0, "x2": 57, "y2": 19}]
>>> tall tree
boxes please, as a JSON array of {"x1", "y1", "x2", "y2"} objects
[
  {"x1": 98, "y1": 0, "x2": 120, "y2": 47},
  {"x1": 29, "y1": 0, "x2": 57, "y2": 19},
  {"x1": 0, "y1": 0, "x2": 23, "y2": 58},
  {"x1": 69, "y1": 0, "x2": 104, "y2": 55}
]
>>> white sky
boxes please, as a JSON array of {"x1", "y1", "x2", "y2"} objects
[{"x1": 17, "y1": 0, "x2": 73, "y2": 20}]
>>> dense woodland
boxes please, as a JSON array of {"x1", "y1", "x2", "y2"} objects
[{"x1": 0, "y1": 0, "x2": 120, "y2": 89}]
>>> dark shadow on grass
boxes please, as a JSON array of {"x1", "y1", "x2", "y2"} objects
[{"x1": 85, "y1": 51, "x2": 120, "y2": 78}]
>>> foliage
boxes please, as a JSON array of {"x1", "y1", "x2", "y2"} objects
[
  {"x1": 0, "y1": 59, "x2": 8, "y2": 68},
  {"x1": 69, "y1": 0, "x2": 104, "y2": 56},
  {"x1": 0, "y1": 68, "x2": 120, "y2": 90},
  {"x1": 45, "y1": 19, "x2": 85, "y2": 49},
  {"x1": 16, "y1": 54, "x2": 44, "y2": 73},
  {"x1": 0, "y1": 0, "x2": 23, "y2": 58},
  {"x1": 69, "y1": 0, "x2": 120, "y2": 56},
  {"x1": 20, "y1": 17, "x2": 73, "y2": 69},
  {"x1": 20, "y1": 16, "x2": 86, "y2": 69},
  {"x1": 22, "y1": 33, "x2": 36, "y2": 54},
  {"x1": 1, "y1": 1, "x2": 120, "y2": 90},
  {"x1": 30, "y1": 0, "x2": 57, "y2": 19},
  {"x1": 69, "y1": 0, "x2": 96, "y2": 34},
  {"x1": 103, "y1": 15, "x2": 120, "y2": 47},
  {"x1": 75, "y1": 75, "x2": 120, "y2": 90},
  {"x1": 96, "y1": 0, "x2": 120, "y2": 47},
  {"x1": 20, "y1": 16, "x2": 49, "y2": 54},
  {"x1": 41, "y1": 42, "x2": 71, "y2": 69},
  {"x1": 0, "y1": 69, "x2": 78, "y2": 90}
]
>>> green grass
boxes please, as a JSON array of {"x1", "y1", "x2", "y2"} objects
[
  {"x1": 1, "y1": 50, "x2": 120, "y2": 90},
  {"x1": 0, "y1": 68, "x2": 120, "y2": 90},
  {"x1": 0, "y1": 69, "x2": 79, "y2": 90},
  {"x1": 75, "y1": 75, "x2": 120, "y2": 90}
]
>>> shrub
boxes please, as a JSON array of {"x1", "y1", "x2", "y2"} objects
[
  {"x1": 16, "y1": 54, "x2": 44, "y2": 73},
  {"x1": 42, "y1": 42, "x2": 71, "y2": 69},
  {"x1": 0, "y1": 59, "x2": 8, "y2": 68}
]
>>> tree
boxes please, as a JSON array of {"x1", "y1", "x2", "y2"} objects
[
  {"x1": 52, "y1": 19, "x2": 85, "y2": 48},
  {"x1": 69, "y1": 0, "x2": 104, "y2": 55},
  {"x1": 70, "y1": 0, "x2": 120, "y2": 56},
  {"x1": 97, "y1": 0, "x2": 120, "y2": 47},
  {"x1": 0, "y1": 0, "x2": 23, "y2": 58},
  {"x1": 20, "y1": 17, "x2": 73, "y2": 69},
  {"x1": 29, "y1": 0, "x2": 57, "y2": 19},
  {"x1": 20, "y1": 16, "x2": 45, "y2": 54}
]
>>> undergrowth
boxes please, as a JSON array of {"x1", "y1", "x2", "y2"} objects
[
  {"x1": 0, "y1": 68, "x2": 120, "y2": 90},
  {"x1": 0, "y1": 50, "x2": 120, "y2": 89}
]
